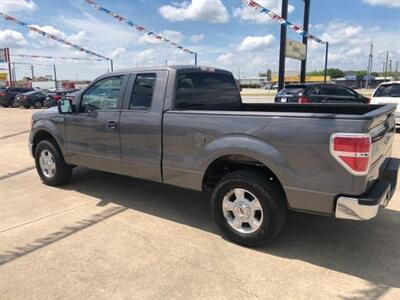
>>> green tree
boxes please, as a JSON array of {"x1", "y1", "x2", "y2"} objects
[{"x1": 307, "y1": 68, "x2": 344, "y2": 78}]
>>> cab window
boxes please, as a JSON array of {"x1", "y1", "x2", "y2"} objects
[
  {"x1": 129, "y1": 74, "x2": 156, "y2": 110},
  {"x1": 80, "y1": 76, "x2": 124, "y2": 113},
  {"x1": 175, "y1": 72, "x2": 241, "y2": 109}
]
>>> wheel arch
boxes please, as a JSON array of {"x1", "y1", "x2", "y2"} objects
[
  {"x1": 32, "y1": 129, "x2": 65, "y2": 160},
  {"x1": 202, "y1": 153, "x2": 287, "y2": 205}
]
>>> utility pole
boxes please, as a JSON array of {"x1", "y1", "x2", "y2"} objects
[
  {"x1": 384, "y1": 51, "x2": 389, "y2": 81},
  {"x1": 53, "y1": 65, "x2": 58, "y2": 90},
  {"x1": 110, "y1": 59, "x2": 114, "y2": 72},
  {"x1": 300, "y1": 0, "x2": 310, "y2": 83},
  {"x1": 31, "y1": 65, "x2": 35, "y2": 81},
  {"x1": 366, "y1": 43, "x2": 373, "y2": 88},
  {"x1": 278, "y1": 0, "x2": 288, "y2": 91},
  {"x1": 194, "y1": 53, "x2": 198, "y2": 66},
  {"x1": 12, "y1": 62, "x2": 16, "y2": 83},
  {"x1": 5, "y1": 48, "x2": 13, "y2": 86},
  {"x1": 389, "y1": 59, "x2": 392, "y2": 73}
]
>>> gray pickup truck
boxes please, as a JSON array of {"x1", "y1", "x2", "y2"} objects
[{"x1": 29, "y1": 66, "x2": 399, "y2": 246}]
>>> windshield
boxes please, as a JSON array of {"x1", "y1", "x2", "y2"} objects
[{"x1": 373, "y1": 84, "x2": 400, "y2": 97}]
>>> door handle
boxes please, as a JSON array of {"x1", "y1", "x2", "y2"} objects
[{"x1": 107, "y1": 120, "x2": 118, "y2": 130}]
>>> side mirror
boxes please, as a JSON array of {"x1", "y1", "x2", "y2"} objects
[{"x1": 58, "y1": 99, "x2": 72, "y2": 114}]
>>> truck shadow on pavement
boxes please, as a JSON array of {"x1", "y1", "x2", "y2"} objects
[
  {"x1": 57, "y1": 167, "x2": 400, "y2": 290},
  {"x1": 3, "y1": 166, "x2": 397, "y2": 292}
]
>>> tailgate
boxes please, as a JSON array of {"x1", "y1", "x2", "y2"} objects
[
  {"x1": 369, "y1": 106, "x2": 396, "y2": 167},
  {"x1": 362, "y1": 104, "x2": 396, "y2": 191}
]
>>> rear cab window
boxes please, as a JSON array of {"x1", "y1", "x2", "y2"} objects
[
  {"x1": 175, "y1": 71, "x2": 241, "y2": 109},
  {"x1": 374, "y1": 84, "x2": 400, "y2": 97},
  {"x1": 129, "y1": 74, "x2": 156, "y2": 110}
]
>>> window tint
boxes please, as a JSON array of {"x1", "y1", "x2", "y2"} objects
[
  {"x1": 81, "y1": 76, "x2": 124, "y2": 113},
  {"x1": 175, "y1": 72, "x2": 241, "y2": 109},
  {"x1": 324, "y1": 86, "x2": 341, "y2": 96},
  {"x1": 308, "y1": 86, "x2": 323, "y2": 95},
  {"x1": 374, "y1": 84, "x2": 400, "y2": 97},
  {"x1": 129, "y1": 74, "x2": 156, "y2": 110},
  {"x1": 337, "y1": 87, "x2": 356, "y2": 97},
  {"x1": 279, "y1": 87, "x2": 305, "y2": 95}
]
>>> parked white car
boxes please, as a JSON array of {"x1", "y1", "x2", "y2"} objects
[{"x1": 371, "y1": 81, "x2": 400, "y2": 124}]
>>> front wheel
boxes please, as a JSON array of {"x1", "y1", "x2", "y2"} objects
[
  {"x1": 34, "y1": 140, "x2": 72, "y2": 186},
  {"x1": 211, "y1": 170, "x2": 287, "y2": 247},
  {"x1": 33, "y1": 101, "x2": 42, "y2": 109}
]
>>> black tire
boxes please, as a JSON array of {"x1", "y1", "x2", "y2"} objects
[
  {"x1": 34, "y1": 140, "x2": 72, "y2": 186},
  {"x1": 211, "y1": 170, "x2": 287, "y2": 247},
  {"x1": 33, "y1": 101, "x2": 42, "y2": 109},
  {"x1": 24, "y1": 105, "x2": 31, "y2": 109}
]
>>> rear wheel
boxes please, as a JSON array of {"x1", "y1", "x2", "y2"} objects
[
  {"x1": 34, "y1": 140, "x2": 72, "y2": 186},
  {"x1": 211, "y1": 170, "x2": 287, "y2": 247}
]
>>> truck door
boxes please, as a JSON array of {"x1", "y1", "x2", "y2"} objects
[
  {"x1": 119, "y1": 71, "x2": 167, "y2": 182},
  {"x1": 65, "y1": 74, "x2": 128, "y2": 174}
]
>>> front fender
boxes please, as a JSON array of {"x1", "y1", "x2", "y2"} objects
[{"x1": 31, "y1": 117, "x2": 68, "y2": 160}]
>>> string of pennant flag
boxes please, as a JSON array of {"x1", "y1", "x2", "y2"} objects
[
  {"x1": 85, "y1": 0, "x2": 196, "y2": 55},
  {"x1": 12, "y1": 61, "x2": 53, "y2": 67},
  {"x1": 242, "y1": 0, "x2": 325, "y2": 44},
  {"x1": 13, "y1": 54, "x2": 103, "y2": 61},
  {"x1": 0, "y1": 12, "x2": 110, "y2": 60}
]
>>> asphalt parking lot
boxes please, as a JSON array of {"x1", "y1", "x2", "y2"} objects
[{"x1": 1, "y1": 107, "x2": 400, "y2": 299}]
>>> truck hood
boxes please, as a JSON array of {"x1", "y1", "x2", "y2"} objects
[{"x1": 32, "y1": 107, "x2": 59, "y2": 121}]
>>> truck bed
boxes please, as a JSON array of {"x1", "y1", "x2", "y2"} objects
[{"x1": 176, "y1": 103, "x2": 392, "y2": 117}]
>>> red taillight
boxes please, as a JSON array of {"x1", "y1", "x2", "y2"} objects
[
  {"x1": 298, "y1": 96, "x2": 309, "y2": 104},
  {"x1": 53, "y1": 95, "x2": 61, "y2": 100},
  {"x1": 330, "y1": 134, "x2": 371, "y2": 175},
  {"x1": 0, "y1": 92, "x2": 5, "y2": 97},
  {"x1": 366, "y1": 97, "x2": 371, "y2": 104}
]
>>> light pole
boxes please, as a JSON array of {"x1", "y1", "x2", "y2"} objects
[
  {"x1": 324, "y1": 42, "x2": 329, "y2": 83},
  {"x1": 194, "y1": 53, "x2": 198, "y2": 66},
  {"x1": 31, "y1": 65, "x2": 35, "y2": 81},
  {"x1": 53, "y1": 65, "x2": 58, "y2": 89},
  {"x1": 300, "y1": 0, "x2": 310, "y2": 83},
  {"x1": 278, "y1": 0, "x2": 288, "y2": 91}
]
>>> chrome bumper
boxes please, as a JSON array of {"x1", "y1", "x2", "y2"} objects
[
  {"x1": 335, "y1": 158, "x2": 399, "y2": 220},
  {"x1": 335, "y1": 183, "x2": 390, "y2": 220}
]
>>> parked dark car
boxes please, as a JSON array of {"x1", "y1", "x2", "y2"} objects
[
  {"x1": 14, "y1": 90, "x2": 48, "y2": 109},
  {"x1": 0, "y1": 87, "x2": 34, "y2": 107},
  {"x1": 275, "y1": 83, "x2": 370, "y2": 104},
  {"x1": 43, "y1": 89, "x2": 80, "y2": 108}
]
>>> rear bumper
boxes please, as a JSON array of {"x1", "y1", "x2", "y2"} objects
[{"x1": 335, "y1": 158, "x2": 399, "y2": 220}]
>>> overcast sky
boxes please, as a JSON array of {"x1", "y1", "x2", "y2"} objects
[{"x1": 0, "y1": 0, "x2": 399, "y2": 80}]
